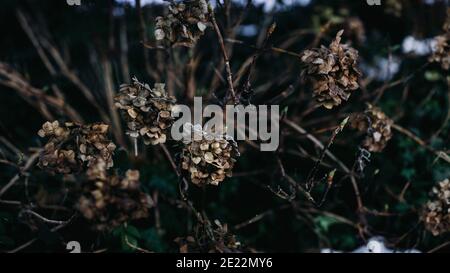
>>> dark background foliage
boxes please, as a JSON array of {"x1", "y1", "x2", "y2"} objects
[{"x1": 0, "y1": 0, "x2": 449, "y2": 252}]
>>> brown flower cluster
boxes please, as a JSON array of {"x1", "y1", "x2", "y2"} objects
[
  {"x1": 155, "y1": 0, "x2": 210, "y2": 47},
  {"x1": 37, "y1": 121, "x2": 116, "y2": 174},
  {"x1": 385, "y1": 0, "x2": 402, "y2": 17},
  {"x1": 181, "y1": 124, "x2": 239, "y2": 186},
  {"x1": 422, "y1": 178, "x2": 450, "y2": 236},
  {"x1": 174, "y1": 221, "x2": 250, "y2": 253},
  {"x1": 345, "y1": 17, "x2": 366, "y2": 45},
  {"x1": 301, "y1": 30, "x2": 360, "y2": 109},
  {"x1": 350, "y1": 104, "x2": 393, "y2": 152},
  {"x1": 429, "y1": 9, "x2": 450, "y2": 70},
  {"x1": 76, "y1": 159, "x2": 149, "y2": 231},
  {"x1": 114, "y1": 77, "x2": 177, "y2": 145}
]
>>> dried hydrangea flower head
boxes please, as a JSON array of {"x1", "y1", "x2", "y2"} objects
[
  {"x1": 76, "y1": 159, "x2": 149, "y2": 231},
  {"x1": 155, "y1": 0, "x2": 210, "y2": 47},
  {"x1": 429, "y1": 9, "x2": 450, "y2": 70},
  {"x1": 37, "y1": 121, "x2": 116, "y2": 174},
  {"x1": 181, "y1": 123, "x2": 239, "y2": 186},
  {"x1": 422, "y1": 178, "x2": 450, "y2": 236},
  {"x1": 301, "y1": 30, "x2": 360, "y2": 109},
  {"x1": 114, "y1": 77, "x2": 177, "y2": 146},
  {"x1": 350, "y1": 104, "x2": 393, "y2": 152},
  {"x1": 174, "y1": 220, "x2": 248, "y2": 253}
]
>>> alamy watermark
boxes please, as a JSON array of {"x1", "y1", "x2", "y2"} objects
[
  {"x1": 66, "y1": 241, "x2": 81, "y2": 253},
  {"x1": 170, "y1": 97, "x2": 280, "y2": 151}
]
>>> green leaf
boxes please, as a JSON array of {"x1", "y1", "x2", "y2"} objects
[
  {"x1": 401, "y1": 168, "x2": 415, "y2": 180},
  {"x1": 314, "y1": 215, "x2": 340, "y2": 233}
]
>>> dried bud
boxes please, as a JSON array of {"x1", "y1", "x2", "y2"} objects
[
  {"x1": 37, "y1": 121, "x2": 116, "y2": 174},
  {"x1": 301, "y1": 30, "x2": 360, "y2": 109},
  {"x1": 421, "y1": 178, "x2": 450, "y2": 236},
  {"x1": 181, "y1": 123, "x2": 239, "y2": 186},
  {"x1": 155, "y1": 0, "x2": 210, "y2": 47},
  {"x1": 114, "y1": 77, "x2": 177, "y2": 145},
  {"x1": 76, "y1": 159, "x2": 149, "y2": 231},
  {"x1": 350, "y1": 104, "x2": 393, "y2": 153}
]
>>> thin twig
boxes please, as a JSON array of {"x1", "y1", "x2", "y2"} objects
[
  {"x1": 428, "y1": 241, "x2": 450, "y2": 253},
  {"x1": 305, "y1": 116, "x2": 349, "y2": 191},
  {"x1": 209, "y1": 3, "x2": 237, "y2": 104},
  {"x1": 159, "y1": 144, "x2": 204, "y2": 224},
  {"x1": 283, "y1": 119, "x2": 365, "y2": 214},
  {"x1": 233, "y1": 204, "x2": 290, "y2": 230},
  {"x1": 0, "y1": 152, "x2": 40, "y2": 198},
  {"x1": 226, "y1": 38, "x2": 303, "y2": 58},
  {"x1": 240, "y1": 22, "x2": 277, "y2": 99},
  {"x1": 8, "y1": 214, "x2": 76, "y2": 253},
  {"x1": 21, "y1": 209, "x2": 72, "y2": 225},
  {"x1": 136, "y1": 0, "x2": 159, "y2": 80}
]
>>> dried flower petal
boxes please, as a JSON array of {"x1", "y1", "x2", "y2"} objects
[{"x1": 114, "y1": 77, "x2": 177, "y2": 146}]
